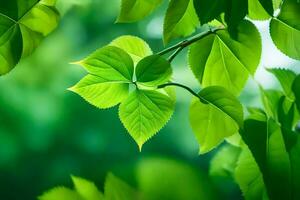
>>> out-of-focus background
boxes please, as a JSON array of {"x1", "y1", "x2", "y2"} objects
[{"x1": 0, "y1": 1, "x2": 299, "y2": 199}]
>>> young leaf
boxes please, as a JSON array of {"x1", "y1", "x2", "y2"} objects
[
  {"x1": 189, "y1": 86, "x2": 243, "y2": 154},
  {"x1": 72, "y1": 176, "x2": 104, "y2": 200},
  {"x1": 267, "y1": 68, "x2": 297, "y2": 100},
  {"x1": 104, "y1": 173, "x2": 138, "y2": 200},
  {"x1": 38, "y1": 187, "x2": 83, "y2": 200},
  {"x1": 136, "y1": 55, "x2": 172, "y2": 87},
  {"x1": 0, "y1": 0, "x2": 59, "y2": 75},
  {"x1": 119, "y1": 89, "x2": 175, "y2": 149},
  {"x1": 110, "y1": 35, "x2": 152, "y2": 63},
  {"x1": 117, "y1": 0, "x2": 163, "y2": 23},
  {"x1": 69, "y1": 75, "x2": 129, "y2": 109},
  {"x1": 189, "y1": 20, "x2": 261, "y2": 95},
  {"x1": 270, "y1": 0, "x2": 300, "y2": 60},
  {"x1": 235, "y1": 147, "x2": 268, "y2": 200},
  {"x1": 163, "y1": 0, "x2": 199, "y2": 44},
  {"x1": 78, "y1": 46, "x2": 134, "y2": 82}
]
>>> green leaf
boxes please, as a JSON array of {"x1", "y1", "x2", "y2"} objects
[
  {"x1": 0, "y1": 0, "x2": 59, "y2": 75},
  {"x1": 267, "y1": 68, "x2": 297, "y2": 100},
  {"x1": 189, "y1": 86, "x2": 243, "y2": 153},
  {"x1": 72, "y1": 176, "x2": 104, "y2": 200},
  {"x1": 270, "y1": 0, "x2": 300, "y2": 60},
  {"x1": 69, "y1": 75, "x2": 129, "y2": 109},
  {"x1": 163, "y1": 0, "x2": 199, "y2": 44},
  {"x1": 104, "y1": 173, "x2": 138, "y2": 200},
  {"x1": 258, "y1": 0, "x2": 274, "y2": 16},
  {"x1": 293, "y1": 75, "x2": 300, "y2": 113},
  {"x1": 116, "y1": 0, "x2": 163, "y2": 23},
  {"x1": 119, "y1": 89, "x2": 175, "y2": 149},
  {"x1": 235, "y1": 147, "x2": 268, "y2": 200},
  {"x1": 110, "y1": 35, "x2": 152, "y2": 63},
  {"x1": 193, "y1": 0, "x2": 226, "y2": 25},
  {"x1": 240, "y1": 117, "x2": 292, "y2": 200},
  {"x1": 78, "y1": 46, "x2": 134, "y2": 82},
  {"x1": 136, "y1": 55, "x2": 172, "y2": 87},
  {"x1": 260, "y1": 88, "x2": 283, "y2": 119},
  {"x1": 189, "y1": 20, "x2": 261, "y2": 95},
  {"x1": 248, "y1": 0, "x2": 271, "y2": 20},
  {"x1": 38, "y1": 187, "x2": 83, "y2": 200},
  {"x1": 210, "y1": 144, "x2": 241, "y2": 178}
]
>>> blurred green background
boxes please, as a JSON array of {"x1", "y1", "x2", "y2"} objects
[{"x1": 0, "y1": 0, "x2": 299, "y2": 199}]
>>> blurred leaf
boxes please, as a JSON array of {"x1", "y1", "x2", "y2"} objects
[
  {"x1": 210, "y1": 144, "x2": 241, "y2": 178},
  {"x1": 248, "y1": 0, "x2": 271, "y2": 20},
  {"x1": 110, "y1": 35, "x2": 152, "y2": 64},
  {"x1": 136, "y1": 55, "x2": 172, "y2": 87},
  {"x1": 117, "y1": 0, "x2": 163, "y2": 23},
  {"x1": 0, "y1": 0, "x2": 59, "y2": 75},
  {"x1": 270, "y1": 0, "x2": 300, "y2": 60},
  {"x1": 189, "y1": 20, "x2": 261, "y2": 95},
  {"x1": 72, "y1": 176, "x2": 104, "y2": 200},
  {"x1": 257, "y1": 0, "x2": 274, "y2": 16},
  {"x1": 260, "y1": 88, "x2": 283, "y2": 119},
  {"x1": 163, "y1": 0, "x2": 199, "y2": 44},
  {"x1": 293, "y1": 75, "x2": 300, "y2": 113},
  {"x1": 136, "y1": 157, "x2": 217, "y2": 200},
  {"x1": 39, "y1": 187, "x2": 83, "y2": 200},
  {"x1": 119, "y1": 89, "x2": 175, "y2": 149}
]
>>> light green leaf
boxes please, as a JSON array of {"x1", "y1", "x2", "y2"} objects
[
  {"x1": 189, "y1": 20, "x2": 261, "y2": 95},
  {"x1": 210, "y1": 144, "x2": 241, "y2": 178},
  {"x1": 198, "y1": 86, "x2": 244, "y2": 127},
  {"x1": 163, "y1": 0, "x2": 199, "y2": 44},
  {"x1": 117, "y1": 0, "x2": 163, "y2": 23},
  {"x1": 260, "y1": 88, "x2": 283, "y2": 119},
  {"x1": 270, "y1": 0, "x2": 300, "y2": 60},
  {"x1": 258, "y1": 0, "x2": 274, "y2": 16},
  {"x1": 38, "y1": 187, "x2": 83, "y2": 200},
  {"x1": 136, "y1": 55, "x2": 172, "y2": 87},
  {"x1": 78, "y1": 46, "x2": 134, "y2": 82},
  {"x1": 69, "y1": 75, "x2": 129, "y2": 109},
  {"x1": 104, "y1": 173, "x2": 138, "y2": 200},
  {"x1": 248, "y1": 0, "x2": 271, "y2": 20},
  {"x1": 110, "y1": 35, "x2": 152, "y2": 63},
  {"x1": 72, "y1": 176, "x2": 104, "y2": 200},
  {"x1": 235, "y1": 147, "x2": 268, "y2": 200},
  {"x1": 0, "y1": 0, "x2": 59, "y2": 75},
  {"x1": 119, "y1": 89, "x2": 175, "y2": 149},
  {"x1": 267, "y1": 68, "x2": 297, "y2": 100}
]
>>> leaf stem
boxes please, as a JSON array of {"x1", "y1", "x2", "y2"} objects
[
  {"x1": 157, "y1": 26, "x2": 224, "y2": 56},
  {"x1": 158, "y1": 82, "x2": 207, "y2": 103}
]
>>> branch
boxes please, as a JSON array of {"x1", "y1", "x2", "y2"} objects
[
  {"x1": 158, "y1": 82, "x2": 207, "y2": 104},
  {"x1": 157, "y1": 26, "x2": 224, "y2": 56}
]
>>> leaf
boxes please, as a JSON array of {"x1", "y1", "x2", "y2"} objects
[
  {"x1": 163, "y1": 0, "x2": 199, "y2": 44},
  {"x1": 248, "y1": 0, "x2": 271, "y2": 20},
  {"x1": 0, "y1": 0, "x2": 59, "y2": 75},
  {"x1": 136, "y1": 55, "x2": 172, "y2": 87},
  {"x1": 69, "y1": 75, "x2": 129, "y2": 109},
  {"x1": 189, "y1": 86, "x2": 243, "y2": 153},
  {"x1": 110, "y1": 35, "x2": 152, "y2": 63},
  {"x1": 193, "y1": 0, "x2": 226, "y2": 25},
  {"x1": 72, "y1": 176, "x2": 104, "y2": 200},
  {"x1": 119, "y1": 89, "x2": 175, "y2": 149},
  {"x1": 136, "y1": 157, "x2": 217, "y2": 200},
  {"x1": 240, "y1": 117, "x2": 292, "y2": 200},
  {"x1": 189, "y1": 20, "x2": 261, "y2": 95},
  {"x1": 260, "y1": 88, "x2": 283, "y2": 119},
  {"x1": 267, "y1": 68, "x2": 297, "y2": 100},
  {"x1": 116, "y1": 0, "x2": 163, "y2": 23},
  {"x1": 258, "y1": 0, "x2": 274, "y2": 16},
  {"x1": 78, "y1": 46, "x2": 134, "y2": 82},
  {"x1": 293, "y1": 75, "x2": 300, "y2": 113},
  {"x1": 210, "y1": 144, "x2": 241, "y2": 178},
  {"x1": 270, "y1": 0, "x2": 300, "y2": 60},
  {"x1": 38, "y1": 187, "x2": 83, "y2": 200},
  {"x1": 104, "y1": 173, "x2": 138, "y2": 200},
  {"x1": 235, "y1": 147, "x2": 268, "y2": 200}
]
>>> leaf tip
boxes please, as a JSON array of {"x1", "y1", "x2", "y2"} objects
[{"x1": 69, "y1": 60, "x2": 83, "y2": 65}]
